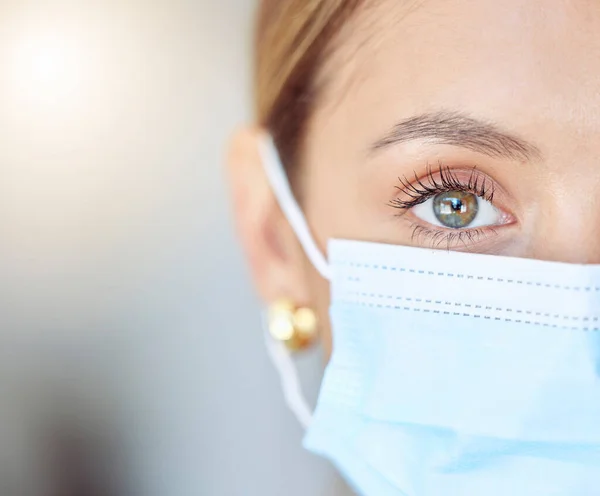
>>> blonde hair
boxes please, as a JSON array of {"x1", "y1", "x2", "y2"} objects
[{"x1": 254, "y1": 0, "x2": 363, "y2": 169}]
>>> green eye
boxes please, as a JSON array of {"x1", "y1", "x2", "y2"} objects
[
  {"x1": 433, "y1": 191, "x2": 479, "y2": 228},
  {"x1": 411, "y1": 190, "x2": 501, "y2": 230}
]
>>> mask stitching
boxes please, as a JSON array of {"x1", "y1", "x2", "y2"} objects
[
  {"x1": 339, "y1": 262, "x2": 600, "y2": 292},
  {"x1": 347, "y1": 300, "x2": 600, "y2": 331},
  {"x1": 345, "y1": 292, "x2": 600, "y2": 323},
  {"x1": 340, "y1": 300, "x2": 600, "y2": 331}
]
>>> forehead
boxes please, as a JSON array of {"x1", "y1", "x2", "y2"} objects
[{"x1": 314, "y1": 0, "x2": 600, "y2": 144}]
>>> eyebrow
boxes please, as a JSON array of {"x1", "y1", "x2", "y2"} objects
[{"x1": 370, "y1": 111, "x2": 542, "y2": 162}]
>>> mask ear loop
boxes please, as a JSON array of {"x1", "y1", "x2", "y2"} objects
[
  {"x1": 258, "y1": 136, "x2": 331, "y2": 281},
  {"x1": 257, "y1": 135, "x2": 332, "y2": 430},
  {"x1": 262, "y1": 312, "x2": 313, "y2": 430}
]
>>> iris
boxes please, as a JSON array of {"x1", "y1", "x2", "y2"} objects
[{"x1": 433, "y1": 191, "x2": 479, "y2": 228}]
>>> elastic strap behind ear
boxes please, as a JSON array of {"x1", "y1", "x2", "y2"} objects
[{"x1": 258, "y1": 136, "x2": 331, "y2": 281}]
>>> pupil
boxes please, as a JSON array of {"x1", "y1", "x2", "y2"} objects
[
  {"x1": 433, "y1": 191, "x2": 478, "y2": 228},
  {"x1": 441, "y1": 198, "x2": 465, "y2": 214}
]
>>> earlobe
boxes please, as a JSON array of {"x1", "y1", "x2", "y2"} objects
[{"x1": 225, "y1": 127, "x2": 310, "y2": 305}]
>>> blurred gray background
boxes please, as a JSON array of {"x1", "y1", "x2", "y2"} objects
[{"x1": 0, "y1": 1, "x2": 345, "y2": 495}]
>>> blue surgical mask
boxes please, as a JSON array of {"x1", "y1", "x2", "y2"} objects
[{"x1": 259, "y1": 136, "x2": 600, "y2": 496}]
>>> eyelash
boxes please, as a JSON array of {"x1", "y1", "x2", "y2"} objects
[
  {"x1": 409, "y1": 224, "x2": 499, "y2": 250},
  {"x1": 389, "y1": 163, "x2": 495, "y2": 210},
  {"x1": 388, "y1": 164, "x2": 499, "y2": 249}
]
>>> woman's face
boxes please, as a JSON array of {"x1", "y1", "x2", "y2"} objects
[{"x1": 231, "y1": 0, "x2": 600, "y2": 353}]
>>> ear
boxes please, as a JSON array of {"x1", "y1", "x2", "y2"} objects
[{"x1": 226, "y1": 127, "x2": 310, "y2": 306}]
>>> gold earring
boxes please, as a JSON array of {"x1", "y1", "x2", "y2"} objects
[{"x1": 267, "y1": 298, "x2": 318, "y2": 351}]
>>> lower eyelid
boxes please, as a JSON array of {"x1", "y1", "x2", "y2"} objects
[{"x1": 409, "y1": 224, "x2": 500, "y2": 250}]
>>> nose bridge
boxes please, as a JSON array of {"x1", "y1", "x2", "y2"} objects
[{"x1": 525, "y1": 177, "x2": 600, "y2": 264}]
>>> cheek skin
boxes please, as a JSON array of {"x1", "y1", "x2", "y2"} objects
[
  {"x1": 288, "y1": 0, "x2": 600, "y2": 358},
  {"x1": 295, "y1": 167, "x2": 333, "y2": 356},
  {"x1": 303, "y1": 255, "x2": 333, "y2": 358}
]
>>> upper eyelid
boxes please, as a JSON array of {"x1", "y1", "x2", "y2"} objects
[{"x1": 389, "y1": 166, "x2": 496, "y2": 210}]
